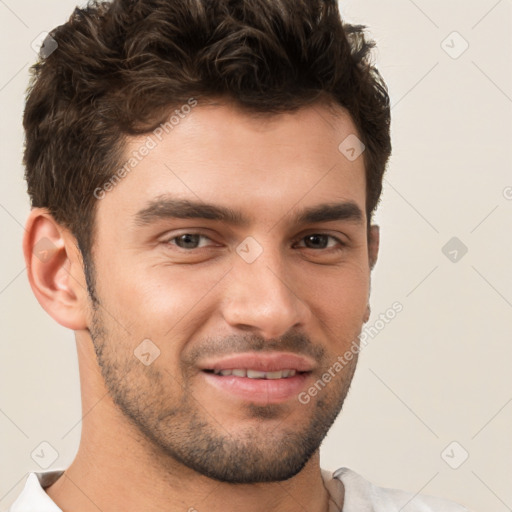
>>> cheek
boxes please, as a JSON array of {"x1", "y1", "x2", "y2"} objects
[
  {"x1": 304, "y1": 262, "x2": 370, "y2": 333},
  {"x1": 98, "y1": 257, "x2": 227, "y2": 340}
]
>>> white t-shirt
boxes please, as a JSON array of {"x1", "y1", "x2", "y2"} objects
[{"x1": 8, "y1": 467, "x2": 474, "y2": 512}]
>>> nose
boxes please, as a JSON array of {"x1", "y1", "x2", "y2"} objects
[{"x1": 220, "y1": 243, "x2": 311, "y2": 340}]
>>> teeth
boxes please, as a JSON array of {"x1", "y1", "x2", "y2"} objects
[
  {"x1": 212, "y1": 369, "x2": 297, "y2": 379},
  {"x1": 265, "y1": 371, "x2": 285, "y2": 379},
  {"x1": 246, "y1": 369, "x2": 267, "y2": 379}
]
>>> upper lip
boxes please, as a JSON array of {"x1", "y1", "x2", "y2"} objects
[{"x1": 199, "y1": 352, "x2": 315, "y2": 373}]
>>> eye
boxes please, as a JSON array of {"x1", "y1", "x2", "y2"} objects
[
  {"x1": 162, "y1": 232, "x2": 346, "y2": 253},
  {"x1": 165, "y1": 233, "x2": 216, "y2": 250},
  {"x1": 295, "y1": 234, "x2": 345, "y2": 251}
]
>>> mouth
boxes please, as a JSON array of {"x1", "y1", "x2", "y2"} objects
[
  {"x1": 203, "y1": 368, "x2": 303, "y2": 379},
  {"x1": 198, "y1": 352, "x2": 314, "y2": 404}
]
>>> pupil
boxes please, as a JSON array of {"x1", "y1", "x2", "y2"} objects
[
  {"x1": 179, "y1": 234, "x2": 199, "y2": 248},
  {"x1": 306, "y1": 235, "x2": 327, "y2": 249}
]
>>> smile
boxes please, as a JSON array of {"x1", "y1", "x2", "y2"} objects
[
  {"x1": 199, "y1": 354, "x2": 314, "y2": 403},
  {"x1": 207, "y1": 368, "x2": 299, "y2": 379}
]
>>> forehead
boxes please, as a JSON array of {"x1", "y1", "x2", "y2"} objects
[
  {"x1": 156, "y1": 100, "x2": 360, "y2": 157},
  {"x1": 96, "y1": 101, "x2": 367, "y2": 229}
]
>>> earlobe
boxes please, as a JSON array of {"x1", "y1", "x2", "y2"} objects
[
  {"x1": 23, "y1": 208, "x2": 89, "y2": 330},
  {"x1": 363, "y1": 304, "x2": 371, "y2": 323},
  {"x1": 368, "y1": 224, "x2": 380, "y2": 270}
]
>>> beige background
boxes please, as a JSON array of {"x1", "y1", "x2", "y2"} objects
[{"x1": 1, "y1": 1, "x2": 511, "y2": 511}]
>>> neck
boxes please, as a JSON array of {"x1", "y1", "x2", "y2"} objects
[{"x1": 44, "y1": 337, "x2": 336, "y2": 512}]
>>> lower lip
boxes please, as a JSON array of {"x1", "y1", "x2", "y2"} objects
[{"x1": 201, "y1": 371, "x2": 311, "y2": 404}]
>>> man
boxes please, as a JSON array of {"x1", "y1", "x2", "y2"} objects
[{"x1": 10, "y1": 0, "x2": 473, "y2": 510}]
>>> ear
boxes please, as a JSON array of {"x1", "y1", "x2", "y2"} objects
[
  {"x1": 363, "y1": 225, "x2": 380, "y2": 324},
  {"x1": 363, "y1": 304, "x2": 371, "y2": 324},
  {"x1": 368, "y1": 224, "x2": 380, "y2": 270},
  {"x1": 23, "y1": 208, "x2": 89, "y2": 330}
]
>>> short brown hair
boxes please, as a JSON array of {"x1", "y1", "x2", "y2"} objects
[{"x1": 23, "y1": 0, "x2": 391, "y2": 296}]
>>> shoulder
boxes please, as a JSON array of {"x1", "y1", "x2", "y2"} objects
[{"x1": 332, "y1": 467, "x2": 475, "y2": 512}]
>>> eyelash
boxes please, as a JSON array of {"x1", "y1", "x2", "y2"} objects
[{"x1": 163, "y1": 232, "x2": 346, "y2": 252}]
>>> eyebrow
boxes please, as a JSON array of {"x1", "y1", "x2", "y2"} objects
[{"x1": 134, "y1": 197, "x2": 364, "y2": 228}]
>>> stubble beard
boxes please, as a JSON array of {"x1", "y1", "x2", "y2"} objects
[{"x1": 88, "y1": 305, "x2": 359, "y2": 483}]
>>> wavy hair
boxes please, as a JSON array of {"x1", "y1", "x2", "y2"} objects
[{"x1": 23, "y1": 0, "x2": 391, "y2": 286}]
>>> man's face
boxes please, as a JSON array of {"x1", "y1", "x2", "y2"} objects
[{"x1": 87, "y1": 101, "x2": 375, "y2": 483}]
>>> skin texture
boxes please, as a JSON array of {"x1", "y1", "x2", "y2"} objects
[{"x1": 23, "y1": 101, "x2": 379, "y2": 512}]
